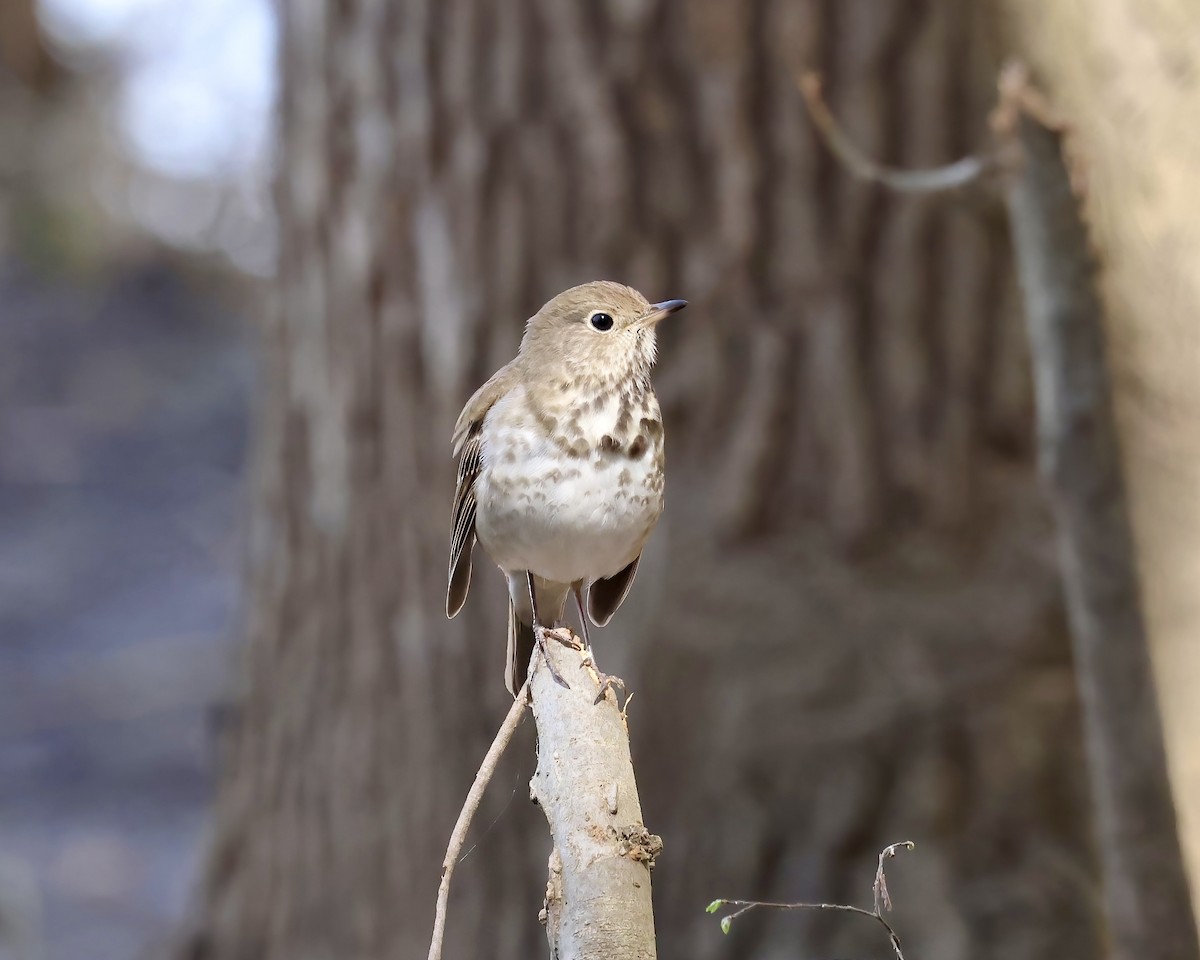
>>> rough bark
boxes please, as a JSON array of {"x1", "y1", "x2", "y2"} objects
[
  {"x1": 530, "y1": 639, "x2": 659, "y2": 960},
  {"x1": 1006, "y1": 110, "x2": 1199, "y2": 960},
  {"x1": 183, "y1": 3, "x2": 1102, "y2": 959},
  {"x1": 994, "y1": 0, "x2": 1200, "y2": 906}
]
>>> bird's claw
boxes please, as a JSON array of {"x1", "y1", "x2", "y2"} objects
[
  {"x1": 545, "y1": 626, "x2": 584, "y2": 651},
  {"x1": 533, "y1": 624, "x2": 622, "y2": 702},
  {"x1": 534, "y1": 624, "x2": 571, "y2": 689},
  {"x1": 592, "y1": 671, "x2": 627, "y2": 706}
]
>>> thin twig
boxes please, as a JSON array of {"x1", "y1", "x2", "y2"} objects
[
  {"x1": 872, "y1": 841, "x2": 912, "y2": 914},
  {"x1": 427, "y1": 680, "x2": 531, "y2": 960},
  {"x1": 797, "y1": 71, "x2": 994, "y2": 193},
  {"x1": 708, "y1": 841, "x2": 915, "y2": 960}
]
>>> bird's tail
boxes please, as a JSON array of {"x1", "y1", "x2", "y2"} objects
[{"x1": 505, "y1": 602, "x2": 537, "y2": 698}]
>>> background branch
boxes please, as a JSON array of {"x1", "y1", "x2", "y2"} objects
[
  {"x1": 797, "y1": 72, "x2": 994, "y2": 193},
  {"x1": 708, "y1": 841, "x2": 915, "y2": 960}
]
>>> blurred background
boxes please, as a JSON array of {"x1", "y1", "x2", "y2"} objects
[
  {"x1": 3, "y1": 2, "x2": 1200, "y2": 959},
  {"x1": 0, "y1": 0, "x2": 267, "y2": 956}
]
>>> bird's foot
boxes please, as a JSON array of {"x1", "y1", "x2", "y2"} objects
[
  {"x1": 533, "y1": 624, "x2": 623, "y2": 704},
  {"x1": 576, "y1": 647, "x2": 621, "y2": 705},
  {"x1": 589, "y1": 668, "x2": 627, "y2": 707},
  {"x1": 533, "y1": 624, "x2": 571, "y2": 689},
  {"x1": 544, "y1": 626, "x2": 584, "y2": 651}
]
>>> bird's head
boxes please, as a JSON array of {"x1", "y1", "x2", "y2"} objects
[{"x1": 520, "y1": 280, "x2": 687, "y2": 388}]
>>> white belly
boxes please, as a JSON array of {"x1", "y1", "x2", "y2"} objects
[{"x1": 474, "y1": 408, "x2": 663, "y2": 584}]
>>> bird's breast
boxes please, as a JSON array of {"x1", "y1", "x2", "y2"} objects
[{"x1": 473, "y1": 386, "x2": 664, "y2": 583}]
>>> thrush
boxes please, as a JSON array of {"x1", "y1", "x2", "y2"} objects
[{"x1": 445, "y1": 280, "x2": 686, "y2": 696}]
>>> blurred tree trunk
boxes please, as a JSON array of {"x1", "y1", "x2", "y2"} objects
[
  {"x1": 184, "y1": 2, "x2": 1101, "y2": 959},
  {"x1": 0, "y1": 8, "x2": 64, "y2": 956},
  {"x1": 995, "y1": 0, "x2": 1200, "y2": 919},
  {"x1": 0, "y1": 0, "x2": 64, "y2": 258}
]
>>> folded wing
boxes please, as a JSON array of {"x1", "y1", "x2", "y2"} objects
[{"x1": 446, "y1": 426, "x2": 482, "y2": 618}]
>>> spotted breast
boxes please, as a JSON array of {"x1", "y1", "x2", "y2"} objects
[{"x1": 474, "y1": 381, "x2": 665, "y2": 586}]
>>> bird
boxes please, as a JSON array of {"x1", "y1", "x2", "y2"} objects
[{"x1": 445, "y1": 280, "x2": 687, "y2": 697}]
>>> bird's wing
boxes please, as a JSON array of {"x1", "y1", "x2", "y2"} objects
[
  {"x1": 587, "y1": 553, "x2": 641, "y2": 627},
  {"x1": 452, "y1": 362, "x2": 517, "y2": 456},
  {"x1": 446, "y1": 427, "x2": 481, "y2": 617},
  {"x1": 446, "y1": 363, "x2": 517, "y2": 618}
]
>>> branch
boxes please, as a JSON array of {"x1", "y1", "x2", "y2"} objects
[
  {"x1": 797, "y1": 72, "x2": 994, "y2": 193},
  {"x1": 427, "y1": 679, "x2": 530, "y2": 960},
  {"x1": 707, "y1": 841, "x2": 915, "y2": 960},
  {"x1": 530, "y1": 631, "x2": 661, "y2": 958},
  {"x1": 795, "y1": 62, "x2": 1070, "y2": 198}
]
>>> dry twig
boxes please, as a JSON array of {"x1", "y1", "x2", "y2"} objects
[
  {"x1": 707, "y1": 840, "x2": 915, "y2": 960},
  {"x1": 797, "y1": 72, "x2": 994, "y2": 193},
  {"x1": 427, "y1": 679, "x2": 530, "y2": 960}
]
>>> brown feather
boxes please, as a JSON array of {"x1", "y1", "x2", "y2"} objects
[
  {"x1": 587, "y1": 554, "x2": 641, "y2": 627},
  {"x1": 446, "y1": 363, "x2": 516, "y2": 618},
  {"x1": 452, "y1": 362, "x2": 519, "y2": 455},
  {"x1": 446, "y1": 429, "x2": 480, "y2": 618},
  {"x1": 505, "y1": 600, "x2": 537, "y2": 697}
]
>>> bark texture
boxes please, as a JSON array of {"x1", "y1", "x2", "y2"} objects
[
  {"x1": 184, "y1": 3, "x2": 1102, "y2": 959},
  {"x1": 996, "y1": 0, "x2": 1200, "y2": 913},
  {"x1": 530, "y1": 639, "x2": 659, "y2": 960},
  {"x1": 1007, "y1": 111, "x2": 1199, "y2": 960}
]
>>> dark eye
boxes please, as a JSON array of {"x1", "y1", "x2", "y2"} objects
[{"x1": 590, "y1": 312, "x2": 614, "y2": 331}]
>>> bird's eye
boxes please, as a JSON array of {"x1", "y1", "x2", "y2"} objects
[{"x1": 590, "y1": 312, "x2": 614, "y2": 331}]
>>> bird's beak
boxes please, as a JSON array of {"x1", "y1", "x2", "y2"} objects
[{"x1": 641, "y1": 299, "x2": 688, "y2": 326}]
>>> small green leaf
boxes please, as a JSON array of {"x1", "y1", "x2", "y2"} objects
[
  {"x1": 706, "y1": 900, "x2": 724, "y2": 914},
  {"x1": 720, "y1": 917, "x2": 732, "y2": 935}
]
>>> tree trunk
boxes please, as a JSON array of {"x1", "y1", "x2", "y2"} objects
[
  {"x1": 183, "y1": 2, "x2": 1101, "y2": 959},
  {"x1": 1006, "y1": 109, "x2": 1199, "y2": 960},
  {"x1": 995, "y1": 0, "x2": 1200, "y2": 919}
]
